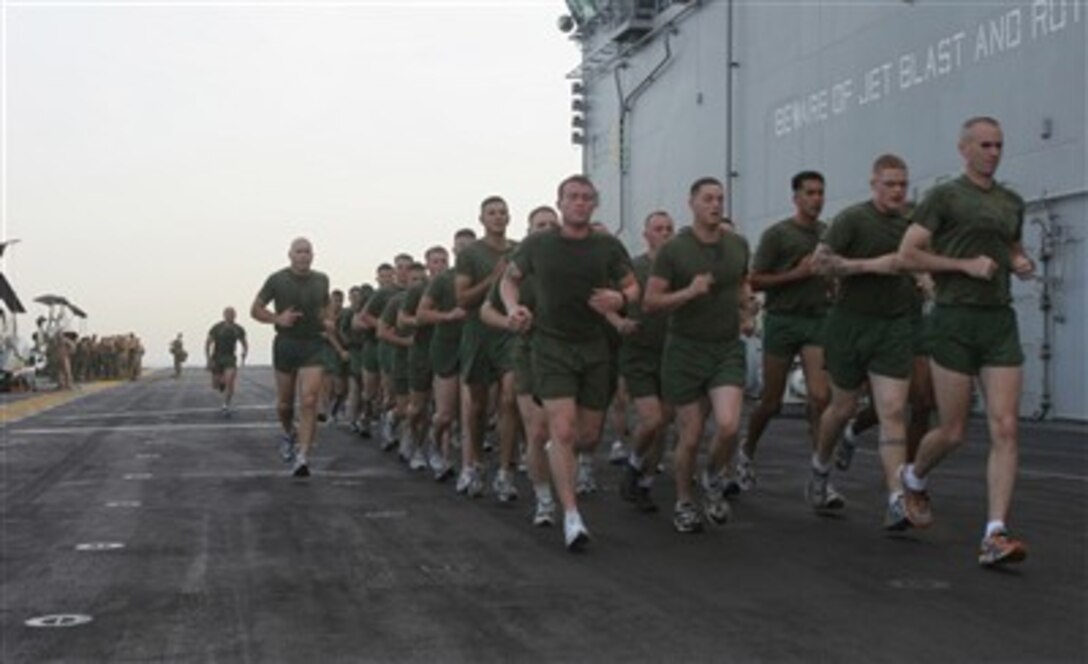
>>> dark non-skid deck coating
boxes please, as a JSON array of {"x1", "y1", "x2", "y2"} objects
[{"x1": 1, "y1": 368, "x2": 1085, "y2": 663}]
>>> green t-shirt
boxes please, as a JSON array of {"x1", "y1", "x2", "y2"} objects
[
  {"x1": 652, "y1": 227, "x2": 750, "y2": 342},
  {"x1": 380, "y1": 291, "x2": 411, "y2": 339},
  {"x1": 339, "y1": 306, "x2": 365, "y2": 348},
  {"x1": 365, "y1": 285, "x2": 404, "y2": 328},
  {"x1": 825, "y1": 201, "x2": 915, "y2": 317},
  {"x1": 208, "y1": 321, "x2": 246, "y2": 358},
  {"x1": 424, "y1": 270, "x2": 462, "y2": 348},
  {"x1": 511, "y1": 228, "x2": 632, "y2": 341},
  {"x1": 455, "y1": 238, "x2": 518, "y2": 312},
  {"x1": 624, "y1": 252, "x2": 668, "y2": 350},
  {"x1": 752, "y1": 217, "x2": 830, "y2": 315},
  {"x1": 912, "y1": 175, "x2": 1024, "y2": 307},
  {"x1": 401, "y1": 280, "x2": 432, "y2": 348},
  {"x1": 256, "y1": 268, "x2": 330, "y2": 339}
]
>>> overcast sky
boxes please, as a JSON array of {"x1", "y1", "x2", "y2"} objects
[{"x1": 4, "y1": 0, "x2": 580, "y2": 367}]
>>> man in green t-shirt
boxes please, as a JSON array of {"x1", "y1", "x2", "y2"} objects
[
  {"x1": 806, "y1": 154, "x2": 918, "y2": 527},
  {"x1": 455, "y1": 197, "x2": 519, "y2": 499},
  {"x1": 205, "y1": 306, "x2": 248, "y2": 415},
  {"x1": 644, "y1": 177, "x2": 752, "y2": 534},
  {"x1": 378, "y1": 263, "x2": 425, "y2": 457},
  {"x1": 319, "y1": 289, "x2": 350, "y2": 424},
  {"x1": 617, "y1": 210, "x2": 675, "y2": 514},
  {"x1": 503, "y1": 176, "x2": 637, "y2": 550},
  {"x1": 398, "y1": 247, "x2": 449, "y2": 472},
  {"x1": 898, "y1": 116, "x2": 1034, "y2": 567},
  {"x1": 355, "y1": 266, "x2": 393, "y2": 437},
  {"x1": 362, "y1": 258, "x2": 411, "y2": 443},
  {"x1": 417, "y1": 228, "x2": 476, "y2": 481},
  {"x1": 481, "y1": 206, "x2": 559, "y2": 523},
  {"x1": 740, "y1": 171, "x2": 831, "y2": 490},
  {"x1": 250, "y1": 237, "x2": 332, "y2": 478},
  {"x1": 341, "y1": 286, "x2": 367, "y2": 434}
]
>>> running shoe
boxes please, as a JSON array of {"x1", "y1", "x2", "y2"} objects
[
  {"x1": 492, "y1": 470, "x2": 519, "y2": 502},
  {"x1": 702, "y1": 471, "x2": 733, "y2": 525},
  {"x1": 736, "y1": 454, "x2": 757, "y2": 491},
  {"x1": 575, "y1": 458, "x2": 599, "y2": 495},
  {"x1": 883, "y1": 493, "x2": 911, "y2": 531},
  {"x1": 409, "y1": 447, "x2": 428, "y2": 471},
  {"x1": 898, "y1": 465, "x2": 933, "y2": 528},
  {"x1": 532, "y1": 499, "x2": 556, "y2": 527},
  {"x1": 978, "y1": 530, "x2": 1028, "y2": 567},
  {"x1": 673, "y1": 501, "x2": 705, "y2": 533},
  {"x1": 608, "y1": 440, "x2": 628, "y2": 465},
  {"x1": 805, "y1": 469, "x2": 846, "y2": 511},
  {"x1": 564, "y1": 512, "x2": 590, "y2": 550},
  {"x1": 835, "y1": 420, "x2": 858, "y2": 471},
  {"x1": 278, "y1": 432, "x2": 298, "y2": 464}
]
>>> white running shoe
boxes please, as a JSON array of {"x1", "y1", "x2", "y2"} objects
[
  {"x1": 563, "y1": 511, "x2": 590, "y2": 550},
  {"x1": 608, "y1": 440, "x2": 628, "y2": 465},
  {"x1": 576, "y1": 457, "x2": 599, "y2": 495}
]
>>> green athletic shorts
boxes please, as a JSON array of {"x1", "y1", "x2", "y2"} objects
[
  {"x1": 349, "y1": 347, "x2": 365, "y2": 375},
  {"x1": 362, "y1": 340, "x2": 379, "y2": 374},
  {"x1": 911, "y1": 310, "x2": 935, "y2": 357},
  {"x1": 619, "y1": 343, "x2": 663, "y2": 399},
  {"x1": 209, "y1": 354, "x2": 237, "y2": 373},
  {"x1": 661, "y1": 335, "x2": 746, "y2": 405},
  {"x1": 823, "y1": 308, "x2": 913, "y2": 390},
  {"x1": 761, "y1": 312, "x2": 825, "y2": 358},
  {"x1": 408, "y1": 344, "x2": 433, "y2": 393},
  {"x1": 273, "y1": 335, "x2": 325, "y2": 374},
  {"x1": 430, "y1": 336, "x2": 460, "y2": 379},
  {"x1": 929, "y1": 304, "x2": 1023, "y2": 375},
  {"x1": 460, "y1": 318, "x2": 514, "y2": 386},
  {"x1": 531, "y1": 332, "x2": 611, "y2": 410},
  {"x1": 379, "y1": 341, "x2": 395, "y2": 375},
  {"x1": 513, "y1": 337, "x2": 534, "y2": 397},
  {"x1": 391, "y1": 345, "x2": 410, "y2": 396}
]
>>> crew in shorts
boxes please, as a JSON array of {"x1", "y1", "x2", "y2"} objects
[
  {"x1": 806, "y1": 154, "x2": 918, "y2": 528},
  {"x1": 454, "y1": 198, "x2": 519, "y2": 499},
  {"x1": 898, "y1": 116, "x2": 1035, "y2": 567},
  {"x1": 399, "y1": 247, "x2": 450, "y2": 472},
  {"x1": 643, "y1": 177, "x2": 752, "y2": 534},
  {"x1": 356, "y1": 265, "x2": 394, "y2": 437},
  {"x1": 739, "y1": 172, "x2": 832, "y2": 490},
  {"x1": 250, "y1": 237, "x2": 331, "y2": 478},
  {"x1": 417, "y1": 228, "x2": 476, "y2": 481},
  {"x1": 205, "y1": 306, "x2": 248, "y2": 415},
  {"x1": 618, "y1": 210, "x2": 675, "y2": 514},
  {"x1": 481, "y1": 206, "x2": 560, "y2": 522},
  {"x1": 502, "y1": 175, "x2": 636, "y2": 550}
]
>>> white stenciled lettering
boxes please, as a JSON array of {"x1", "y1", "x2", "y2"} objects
[
  {"x1": 1031, "y1": 0, "x2": 1078, "y2": 38},
  {"x1": 831, "y1": 79, "x2": 853, "y2": 114}
]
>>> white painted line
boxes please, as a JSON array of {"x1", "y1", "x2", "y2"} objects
[
  {"x1": 888, "y1": 578, "x2": 950, "y2": 590},
  {"x1": 12, "y1": 422, "x2": 279, "y2": 435},
  {"x1": 364, "y1": 510, "x2": 408, "y2": 519},
  {"x1": 105, "y1": 501, "x2": 142, "y2": 508},
  {"x1": 1020, "y1": 469, "x2": 1088, "y2": 483},
  {"x1": 25, "y1": 614, "x2": 94, "y2": 628},
  {"x1": 124, "y1": 473, "x2": 153, "y2": 480},
  {"x1": 45, "y1": 405, "x2": 275, "y2": 421},
  {"x1": 75, "y1": 542, "x2": 125, "y2": 551}
]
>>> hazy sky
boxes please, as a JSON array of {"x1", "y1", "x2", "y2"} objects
[{"x1": 4, "y1": 0, "x2": 580, "y2": 367}]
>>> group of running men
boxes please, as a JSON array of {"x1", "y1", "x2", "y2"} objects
[{"x1": 229, "y1": 116, "x2": 1032, "y2": 566}]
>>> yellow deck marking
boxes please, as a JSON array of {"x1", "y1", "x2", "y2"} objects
[{"x1": 0, "y1": 382, "x2": 122, "y2": 425}]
